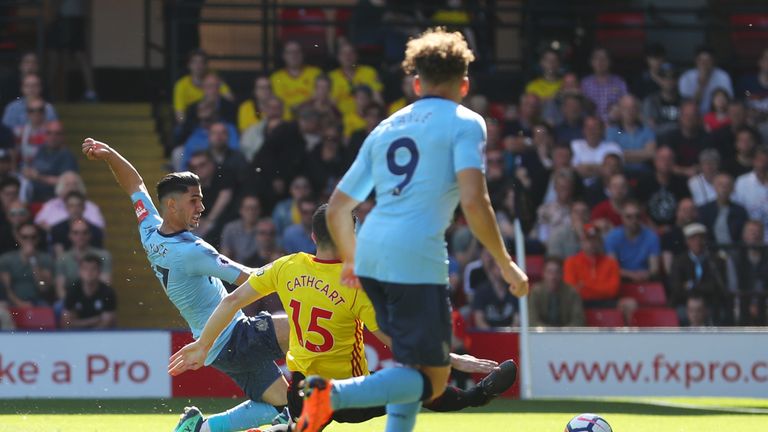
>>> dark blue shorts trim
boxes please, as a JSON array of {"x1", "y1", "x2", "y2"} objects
[
  {"x1": 211, "y1": 312, "x2": 284, "y2": 401},
  {"x1": 360, "y1": 277, "x2": 452, "y2": 367}
]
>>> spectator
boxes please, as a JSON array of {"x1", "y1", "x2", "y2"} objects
[
  {"x1": 54, "y1": 218, "x2": 111, "y2": 302},
  {"x1": 563, "y1": 223, "x2": 621, "y2": 306},
  {"x1": 702, "y1": 88, "x2": 732, "y2": 132},
  {"x1": 387, "y1": 75, "x2": 416, "y2": 115},
  {"x1": 570, "y1": 116, "x2": 622, "y2": 182},
  {"x1": 471, "y1": 260, "x2": 519, "y2": 329},
  {"x1": 179, "y1": 117, "x2": 239, "y2": 171},
  {"x1": 2, "y1": 74, "x2": 57, "y2": 129},
  {"x1": 722, "y1": 126, "x2": 759, "y2": 179},
  {"x1": 542, "y1": 72, "x2": 581, "y2": 126},
  {"x1": 661, "y1": 198, "x2": 698, "y2": 271},
  {"x1": 238, "y1": 75, "x2": 277, "y2": 132},
  {"x1": 532, "y1": 170, "x2": 574, "y2": 242},
  {"x1": 50, "y1": 191, "x2": 105, "y2": 255},
  {"x1": 24, "y1": 121, "x2": 78, "y2": 203},
  {"x1": 632, "y1": 43, "x2": 667, "y2": 98},
  {"x1": 584, "y1": 153, "x2": 623, "y2": 207},
  {"x1": 528, "y1": 258, "x2": 585, "y2": 327},
  {"x1": 244, "y1": 218, "x2": 284, "y2": 268},
  {"x1": 13, "y1": 98, "x2": 49, "y2": 168},
  {"x1": 698, "y1": 173, "x2": 748, "y2": 246},
  {"x1": 642, "y1": 62, "x2": 681, "y2": 135},
  {"x1": 329, "y1": 42, "x2": 383, "y2": 116},
  {"x1": 678, "y1": 46, "x2": 733, "y2": 114},
  {"x1": 173, "y1": 49, "x2": 233, "y2": 123},
  {"x1": 272, "y1": 176, "x2": 312, "y2": 237},
  {"x1": 547, "y1": 200, "x2": 590, "y2": 259},
  {"x1": 540, "y1": 145, "x2": 581, "y2": 207},
  {"x1": 270, "y1": 41, "x2": 322, "y2": 117},
  {"x1": 0, "y1": 51, "x2": 40, "y2": 108},
  {"x1": 634, "y1": 146, "x2": 690, "y2": 229},
  {"x1": 188, "y1": 151, "x2": 235, "y2": 243},
  {"x1": 240, "y1": 96, "x2": 285, "y2": 163},
  {"x1": 346, "y1": 102, "x2": 385, "y2": 165},
  {"x1": 1, "y1": 199, "x2": 49, "y2": 254},
  {"x1": 220, "y1": 195, "x2": 262, "y2": 263},
  {"x1": 508, "y1": 124, "x2": 551, "y2": 207},
  {"x1": 180, "y1": 73, "x2": 237, "y2": 134},
  {"x1": 254, "y1": 106, "x2": 321, "y2": 199},
  {"x1": 733, "y1": 145, "x2": 768, "y2": 240},
  {"x1": 685, "y1": 295, "x2": 714, "y2": 327},
  {"x1": 0, "y1": 222, "x2": 54, "y2": 306},
  {"x1": 207, "y1": 122, "x2": 249, "y2": 190},
  {"x1": 61, "y1": 253, "x2": 117, "y2": 329},
  {"x1": 709, "y1": 100, "x2": 749, "y2": 162},
  {"x1": 553, "y1": 92, "x2": 585, "y2": 145},
  {"x1": 604, "y1": 201, "x2": 661, "y2": 282},
  {"x1": 606, "y1": 94, "x2": 656, "y2": 171},
  {"x1": 580, "y1": 47, "x2": 628, "y2": 121},
  {"x1": 342, "y1": 85, "x2": 374, "y2": 138},
  {"x1": 591, "y1": 173, "x2": 630, "y2": 230},
  {"x1": 299, "y1": 75, "x2": 342, "y2": 127},
  {"x1": 668, "y1": 223, "x2": 729, "y2": 325},
  {"x1": 496, "y1": 183, "x2": 536, "y2": 247},
  {"x1": 737, "y1": 47, "x2": 768, "y2": 123},
  {"x1": 525, "y1": 48, "x2": 562, "y2": 101},
  {"x1": 731, "y1": 221, "x2": 768, "y2": 325},
  {"x1": 35, "y1": 171, "x2": 105, "y2": 229},
  {"x1": 658, "y1": 101, "x2": 708, "y2": 177},
  {"x1": 689, "y1": 148, "x2": 721, "y2": 206},
  {"x1": 306, "y1": 123, "x2": 346, "y2": 198},
  {"x1": 503, "y1": 92, "x2": 541, "y2": 142},
  {"x1": 282, "y1": 198, "x2": 316, "y2": 254}
]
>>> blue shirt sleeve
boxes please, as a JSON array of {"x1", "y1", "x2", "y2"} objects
[
  {"x1": 183, "y1": 240, "x2": 245, "y2": 284},
  {"x1": 227, "y1": 124, "x2": 240, "y2": 150},
  {"x1": 130, "y1": 190, "x2": 162, "y2": 235},
  {"x1": 648, "y1": 230, "x2": 661, "y2": 256},
  {"x1": 604, "y1": 230, "x2": 619, "y2": 256},
  {"x1": 338, "y1": 134, "x2": 375, "y2": 202},
  {"x1": 453, "y1": 115, "x2": 486, "y2": 173}
]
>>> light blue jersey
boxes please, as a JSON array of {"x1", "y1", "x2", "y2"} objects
[
  {"x1": 339, "y1": 96, "x2": 486, "y2": 284},
  {"x1": 131, "y1": 191, "x2": 246, "y2": 365}
]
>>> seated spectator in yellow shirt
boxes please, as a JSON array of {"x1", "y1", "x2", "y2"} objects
[
  {"x1": 525, "y1": 48, "x2": 563, "y2": 101},
  {"x1": 238, "y1": 75, "x2": 280, "y2": 132},
  {"x1": 342, "y1": 85, "x2": 373, "y2": 138},
  {"x1": 270, "y1": 41, "x2": 322, "y2": 119},
  {"x1": 329, "y1": 42, "x2": 383, "y2": 116},
  {"x1": 297, "y1": 75, "x2": 342, "y2": 126},
  {"x1": 173, "y1": 49, "x2": 233, "y2": 123}
]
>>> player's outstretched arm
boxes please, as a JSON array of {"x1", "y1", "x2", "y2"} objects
[
  {"x1": 457, "y1": 169, "x2": 529, "y2": 297},
  {"x1": 81, "y1": 138, "x2": 147, "y2": 197},
  {"x1": 168, "y1": 281, "x2": 264, "y2": 375}
]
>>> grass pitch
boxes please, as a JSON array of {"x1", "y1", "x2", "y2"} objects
[{"x1": 0, "y1": 397, "x2": 766, "y2": 431}]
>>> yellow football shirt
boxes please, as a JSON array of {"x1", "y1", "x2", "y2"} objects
[
  {"x1": 329, "y1": 66, "x2": 383, "y2": 116},
  {"x1": 524, "y1": 78, "x2": 563, "y2": 100},
  {"x1": 270, "y1": 66, "x2": 322, "y2": 118},
  {"x1": 248, "y1": 253, "x2": 379, "y2": 379},
  {"x1": 173, "y1": 75, "x2": 232, "y2": 114},
  {"x1": 387, "y1": 97, "x2": 407, "y2": 115}
]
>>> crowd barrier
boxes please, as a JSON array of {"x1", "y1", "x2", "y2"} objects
[{"x1": 1, "y1": 329, "x2": 765, "y2": 399}]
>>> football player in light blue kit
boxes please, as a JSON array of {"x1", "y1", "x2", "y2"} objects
[
  {"x1": 299, "y1": 28, "x2": 530, "y2": 432},
  {"x1": 81, "y1": 138, "x2": 289, "y2": 432}
]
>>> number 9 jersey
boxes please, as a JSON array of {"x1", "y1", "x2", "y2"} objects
[
  {"x1": 338, "y1": 96, "x2": 487, "y2": 285},
  {"x1": 247, "y1": 253, "x2": 379, "y2": 379}
]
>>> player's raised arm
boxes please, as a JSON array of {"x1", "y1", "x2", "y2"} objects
[
  {"x1": 457, "y1": 169, "x2": 529, "y2": 297},
  {"x1": 81, "y1": 138, "x2": 147, "y2": 197},
  {"x1": 168, "y1": 279, "x2": 266, "y2": 375},
  {"x1": 327, "y1": 190, "x2": 361, "y2": 287}
]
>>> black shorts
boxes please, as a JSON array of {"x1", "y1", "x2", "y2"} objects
[
  {"x1": 360, "y1": 277, "x2": 452, "y2": 367},
  {"x1": 211, "y1": 313, "x2": 284, "y2": 402}
]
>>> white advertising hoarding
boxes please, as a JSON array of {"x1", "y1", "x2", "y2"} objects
[
  {"x1": 0, "y1": 332, "x2": 171, "y2": 398},
  {"x1": 529, "y1": 331, "x2": 768, "y2": 397}
]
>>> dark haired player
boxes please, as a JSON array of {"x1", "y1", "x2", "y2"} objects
[{"x1": 81, "y1": 138, "x2": 287, "y2": 432}]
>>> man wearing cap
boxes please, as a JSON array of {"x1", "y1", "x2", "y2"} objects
[
  {"x1": 697, "y1": 173, "x2": 748, "y2": 247},
  {"x1": 563, "y1": 223, "x2": 621, "y2": 307},
  {"x1": 668, "y1": 223, "x2": 729, "y2": 325}
]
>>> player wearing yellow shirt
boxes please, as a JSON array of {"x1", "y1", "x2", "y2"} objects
[
  {"x1": 270, "y1": 42, "x2": 322, "y2": 119},
  {"x1": 174, "y1": 50, "x2": 233, "y2": 122},
  {"x1": 524, "y1": 49, "x2": 563, "y2": 101},
  {"x1": 329, "y1": 43, "x2": 383, "y2": 117}
]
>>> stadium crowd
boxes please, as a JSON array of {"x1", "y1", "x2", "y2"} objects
[{"x1": 0, "y1": 25, "x2": 767, "y2": 331}]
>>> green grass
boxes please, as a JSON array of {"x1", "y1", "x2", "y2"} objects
[{"x1": 0, "y1": 397, "x2": 766, "y2": 431}]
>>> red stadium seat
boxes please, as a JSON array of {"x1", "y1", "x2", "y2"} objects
[
  {"x1": 595, "y1": 12, "x2": 646, "y2": 71},
  {"x1": 585, "y1": 308, "x2": 625, "y2": 327},
  {"x1": 729, "y1": 14, "x2": 768, "y2": 66},
  {"x1": 279, "y1": 7, "x2": 328, "y2": 59},
  {"x1": 619, "y1": 282, "x2": 667, "y2": 307},
  {"x1": 525, "y1": 255, "x2": 545, "y2": 282},
  {"x1": 10, "y1": 306, "x2": 57, "y2": 330},
  {"x1": 630, "y1": 307, "x2": 679, "y2": 327}
]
